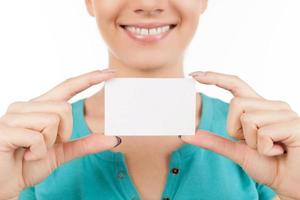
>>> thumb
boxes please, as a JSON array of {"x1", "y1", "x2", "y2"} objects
[
  {"x1": 55, "y1": 133, "x2": 121, "y2": 164},
  {"x1": 180, "y1": 130, "x2": 246, "y2": 165}
]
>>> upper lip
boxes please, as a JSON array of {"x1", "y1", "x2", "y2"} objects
[{"x1": 119, "y1": 22, "x2": 177, "y2": 29}]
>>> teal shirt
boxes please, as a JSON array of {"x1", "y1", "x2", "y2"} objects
[{"x1": 19, "y1": 92, "x2": 276, "y2": 200}]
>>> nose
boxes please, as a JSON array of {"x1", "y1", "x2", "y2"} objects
[{"x1": 133, "y1": 0, "x2": 164, "y2": 16}]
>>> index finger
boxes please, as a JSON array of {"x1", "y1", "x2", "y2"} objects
[
  {"x1": 31, "y1": 68, "x2": 116, "y2": 102},
  {"x1": 190, "y1": 71, "x2": 263, "y2": 99}
]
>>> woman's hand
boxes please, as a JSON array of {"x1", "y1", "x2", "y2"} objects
[
  {"x1": 180, "y1": 71, "x2": 300, "y2": 200},
  {"x1": 0, "y1": 69, "x2": 120, "y2": 200}
]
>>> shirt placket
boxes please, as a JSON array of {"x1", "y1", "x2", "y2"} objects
[
  {"x1": 160, "y1": 151, "x2": 182, "y2": 200},
  {"x1": 114, "y1": 152, "x2": 141, "y2": 200}
]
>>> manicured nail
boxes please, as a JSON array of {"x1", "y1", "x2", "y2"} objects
[
  {"x1": 114, "y1": 136, "x2": 122, "y2": 147},
  {"x1": 189, "y1": 71, "x2": 205, "y2": 76}
]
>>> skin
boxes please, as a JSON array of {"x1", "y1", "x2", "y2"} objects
[
  {"x1": 0, "y1": 69, "x2": 121, "y2": 199},
  {"x1": 84, "y1": 0, "x2": 206, "y2": 199},
  {"x1": 181, "y1": 71, "x2": 300, "y2": 200},
  {"x1": 0, "y1": 0, "x2": 299, "y2": 199}
]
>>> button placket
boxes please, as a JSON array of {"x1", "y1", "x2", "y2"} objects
[
  {"x1": 114, "y1": 153, "x2": 141, "y2": 200},
  {"x1": 171, "y1": 168, "x2": 180, "y2": 175},
  {"x1": 117, "y1": 170, "x2": 127, "y2": 180},
  {"x1": 161, "y1": 151, "x2": 182, "y2": 200},
  {"x1": 115, "y1": 154, "x2": 127, "y2": 181}
]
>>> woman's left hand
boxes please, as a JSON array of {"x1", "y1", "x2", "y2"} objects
[{"x1": 180, "y1": 71, "x2": 300, "y2": 200}]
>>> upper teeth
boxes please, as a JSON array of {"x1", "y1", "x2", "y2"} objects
[{"x1": 124, "y1": 25, "x2": 172, "y2": 36}]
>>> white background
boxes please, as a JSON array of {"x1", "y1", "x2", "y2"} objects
[{"x1": 0, "y1": 0, "x2": 299, "y2": 114}]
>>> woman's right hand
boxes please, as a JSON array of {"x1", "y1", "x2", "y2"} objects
[{"x1": 0, "y1": 69, "x2": 120, "y2": 200}]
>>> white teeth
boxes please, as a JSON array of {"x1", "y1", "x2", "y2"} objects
[
  {"x1": 149, "y1": 28, "x2": 157, "y2": 35},
  {"x1": 140, "y1": 28, "x2": 149, "y2": 35},
  {"x1": 157, "y1": 27, "x2": 162, "y2": 34},
  {"x1": 124, "y1": 25, "x2": 172, "y2": 36},
  {"x1": 136, "y1": 27, "x2": 141, "y2": 34},
  {"x1": 162, "y1": 26, "x2": 169, "y2": 32}
]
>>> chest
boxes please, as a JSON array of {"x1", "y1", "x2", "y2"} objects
[{"x1": 33, "y1": 150, "x2": 263, "y2": 200}]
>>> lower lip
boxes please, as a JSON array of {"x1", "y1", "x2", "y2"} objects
[{"x1": 121, "y1": 26, "x2": 175, "y2": 43}]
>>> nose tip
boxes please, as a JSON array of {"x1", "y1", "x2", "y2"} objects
[{"x1": 131, "y1": 0, "x2": 165, "y2": 17}]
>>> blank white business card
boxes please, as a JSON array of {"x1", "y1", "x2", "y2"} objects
[{"x1": 104, "y1": 78, "x2": 196, "y2": 136}]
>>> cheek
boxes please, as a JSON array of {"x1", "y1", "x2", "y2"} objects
[
  {"x1": 92, "y1": 2, "x2": 125, "y2": 57},
  {"x1": 93, "y1": 0, "x2": 124, "y2": 33},
  {"x1": 173, "y1": 0, "x2": 202, "y2": 39},
  {"x1": 174, "y1": 0, "x2": 202, "y2": 24}
]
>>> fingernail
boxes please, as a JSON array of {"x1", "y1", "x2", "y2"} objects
[
  {"x1": 102, "y1": 68, "x2": 117, "y2": 73},
  {"x1": 189, "y1": 71, "x2": 205, "y2": 76},
  {"x1": 114, "y1": 136, "x2": 122, "y2": 148}
]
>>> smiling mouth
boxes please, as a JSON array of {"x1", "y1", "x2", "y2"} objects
[{"x1": 119, "y1": 24, "x2": 177, "y2": 43}]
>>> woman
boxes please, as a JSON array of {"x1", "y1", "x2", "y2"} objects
[{"x1": 0, "y1": 0, "x2": 299, "y2": 200}]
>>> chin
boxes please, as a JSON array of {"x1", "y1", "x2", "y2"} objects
[
  {"x1": 123, "y1": 57, "x2": 171, "y2": 71},
  {"x1": 120, "y1": 53, "x2": 174, "y2": 70}
]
